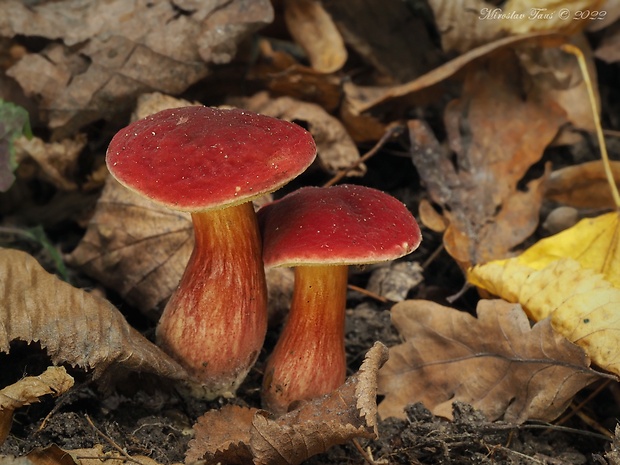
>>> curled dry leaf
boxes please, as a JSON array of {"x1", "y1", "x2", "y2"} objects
[
  {"x1": 1, "y1": 0, "x2": 273, "y2": 136},
  {"x1": 237, "y1": 92, "x2": 363, "y2": 176},
  {"x1": 283, "y1": 0, "x2": 347, "y2": 73},
  {"x1": 378, "y1": 300, "x2": 605, "y2": 423},
  {"x1": 0, "y1": 366, "x2": 74, "y2": 445},
  {"x1": 67, "y1": 176, "x2": 193, "y2": 318},
  {"x1": 187, "y1": 342, "x2": 388, "y2": 465},
  {"x1": 545, "y1": 160, "x2": 620, "y2": 209},
  {"x1": 0, "y1": 248, "x2": 187, "y2": 381}
]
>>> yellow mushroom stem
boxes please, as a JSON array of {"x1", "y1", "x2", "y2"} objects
[
  {"x1": 157, "y1": 201, "x2": 268, "y2": 399},
  {"x1": 262, "y1": 264, "x2": 349, "y2": 414}
]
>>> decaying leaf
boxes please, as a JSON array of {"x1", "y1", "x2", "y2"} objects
[
  {"x1": 0, "y1": 248, "x2": 187, "y2": 381},
  {"x1": 27, "y1": 444, "x2": 160, "y2": 465},
  {"x1": 67, "y1": 176, "x2": 193, "y2": 318},
  {"x1": 236, "y1": 92, "x2": 363, "y2": 176},
  {"x1": 13, "y1": 134, "x2": 87, "y2": 191},
  {"x1": 502, "y1": 0, "x2": 605, "y2": 34},
  {"x1": 1, "y1": 0, "x2": 273, "y2": 136},
  {"x1": 426, "y1": 0, "x2": 503, "y2": 53},
  {"x1": 378, "y1": 299, "x2": 605, "y2": 423},
  {"x1": 283, "y1": 0, "x2": 347, "y2": 73},
  {"x1": 187, "y1": 342, "x2": 388, "y2": 465},
  {"x1": 0, "y1": 366, "x2": 74, "y2": 446},
  {"x1": 469, "y1": 257, "x2": 620, "y2": 376},
  {"x1": 409, "y1": 46, "x2": 566, "y2": 267},
  {"x1": 321, "y1": 0, "x2": 440, "y2": 83},
  {"x1": 366, "y1": 261, "x2": 424, "y2": 302},
  {"x1": 546, "y1": 160, "x2": 620, "y2": 208}
]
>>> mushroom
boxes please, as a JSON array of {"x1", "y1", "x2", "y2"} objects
[
  {"x1": 105, "y1": 106, "x2": 316, "y2": 399},
  {"x1": 258, "y1": 184, "x2": 421, "y2": 413}
]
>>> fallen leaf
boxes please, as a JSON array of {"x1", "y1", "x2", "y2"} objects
[
  {"x1": 366, "y1": 261, "x2": 424, "y2": 302},
  {"x1": 187, "y1": 342, "x2": 388, "y2": 465},
  {"x1": 409, "y1": 47, "x2": 566, "y2": 267},
  {"x1": 27, "y1": 444, "x2": 160, "y2": 465},
  {"x1": 0, "y1": 248, "x2": 187, "y2": 381},
  {"x1": 236, "y1": 91, "x2": 364, "y2": 176},
  {"x1": 322, "y1": 0, "x2": 440, "y2": 83},
  {"x1": 546, "y1": 160, "x2": 620, "y2": 208},
  {"x1": 508, "y1": 212, "x2": 620, "y2": 287},
  {"x1": 502, "y1": 0, "x2": 605, "y2": 34},
  {"x1": 13, "y1": 134, "x2": 86, "y2": 191},
  {"x1": 426, "y1": 0, "x2": 503, "y2": 53},
  {"x1": 0, "y1": 367, "x2": 73, "y2": 446},
  {"x1": 67, "y1": 176, "x2": 193, "y2": 319},
  {"x1": 283, "y1": 0, "x2": 347, "y2": 73},
  {"x1": 2, "y1": 0, "x2": 273, "y2": 136},
  {"x1": 595, "y1": 21, "x2": 620, "y2": 63},
  {"x1": 418, "y1": 199, "x2": 448, "y2": 233},
  {"x1": 377, "y1": 299, "x2": 605, "y2": 422},
  {"x1": 469, "y1": 257, "x2": 620, "y2": 376},
  {"x1": 248, "y1": 39, "x2": 342, "y2": 112}
]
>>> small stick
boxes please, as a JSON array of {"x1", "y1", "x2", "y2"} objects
[
  {"x1": 323, "y1": 125, "x2": 404, "y2": 188},
  {"x1": 85, "y1": 414, "x2": 145, "y2": 464},
  {"x1": 348, "y1": 284, "x2": 390, "y2": 303}
]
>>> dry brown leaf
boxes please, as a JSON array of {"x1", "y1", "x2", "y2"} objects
[
  {"x1": 427, "y1": 0, "x2": 504, "y2": 53},
  {"x1": 248, "y1": 39, "x2": 342, "y2": 112},
  {"x1": 237, "y1": 91, "x2": 364, "y2": 176},
  {"x1": 418, "y1": 199, "x2": 448, "y2": 233},
  {"x1": 366, "y1": 261, "x2": 424, "y2": 302},
  {"x1": 27, "y1": 444, "x2": 160, "y2": 465},
  {"x1": 595, "y1": 21, "x2": 620, "y2": 63},
  {"x1": 187, "y1": 342, "x2": 388, "y2": 465},
  {"x1": 322, "y1": 0, "x2": 440, "y2": 83},
  {"x1": 0, "y1": 248, "x2": 187, "y2": 381},
  {"x1": 378, "y1": 300, "x2": 605, "y2": 423},
  {"x1": 546, "y1": 160, "x2": 620, "y2": 208},
  {"x1": 342, "y1": 31, "x2": 566, "y2": 119},
  {"x1": 1, "y1": 0, "x2": 273, "y2": 136},
  {"x1": 13, "y1": 134, "x2": 87, "y2": 191},
  {"x1": 0, "y1": 367, "x2": 74, "y2": 446},
  {"x1": 283, "y1": 0, "x2": 347, "y2": 73},
  {"x1": 67, "y1": 176, "x2": 192, "y2": 318},
  {"x1": 409, "y1": 49, "x2": 566, "y2": 267}
]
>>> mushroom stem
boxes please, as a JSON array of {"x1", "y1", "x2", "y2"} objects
[
  {"x1": 156, "y1": 201, "x2": 267, "y2": 399},
  {"x1": 262, "y1": 264, "x2": 348, "y2": 413}
]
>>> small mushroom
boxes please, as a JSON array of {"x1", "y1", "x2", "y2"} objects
[
  {"x1": 258, "y1": 184, "x2": 421, "y2": 413},
  {"x1": 106, "y1": 106, "x2": 316, "y2": 399}
]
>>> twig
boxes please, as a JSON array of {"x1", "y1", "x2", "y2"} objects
[
  {"x1": 85, "y1": 414, "x2": 145, "y2": 464},
  {"x1": 347, "y1": 284, "x2": 390, "y2": 303},
  {"x1": 323, "y1": 124, "x2": 404, "y2": 188}
]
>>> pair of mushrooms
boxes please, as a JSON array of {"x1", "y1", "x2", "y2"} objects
[{"x1": 106, "y1": 106, "x2": 421, "y2": 413}]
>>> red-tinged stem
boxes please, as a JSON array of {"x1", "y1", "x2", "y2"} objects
[
  {"x1": 156, "y1": 202, "x2": 268, "y2": 399},
  {"x1": 262, "y1": 264, "x2": 348, "y2": 414}
]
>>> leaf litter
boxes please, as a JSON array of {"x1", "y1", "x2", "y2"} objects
[{"x1": 2, "y1": 0, "x2": 620, "y2": 464}]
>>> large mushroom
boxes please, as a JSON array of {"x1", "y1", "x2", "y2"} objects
[
  {"x1": 258, "y1": 184, "x2": 421, "y2": 413},
  {"x1": 106, "y1": 106, "x2": 316, "y2": 399}
]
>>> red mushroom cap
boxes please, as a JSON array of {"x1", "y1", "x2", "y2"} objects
[
  {"x1": 106, "y1": 106, "x2": 317, "y2": 211},
  {"x1": 258, "y1": 184, "x2": 422, "y2": 267}
]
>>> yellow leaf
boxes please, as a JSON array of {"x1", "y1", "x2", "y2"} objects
[
  {"x1": 515, "y1": 211, "x2": 620, "y2": 287},
  {"x1": 469, "y1": 257, "x2": 620, "y2": 375}
]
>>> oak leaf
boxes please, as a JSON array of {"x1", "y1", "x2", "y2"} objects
[
  {"x1": 187, "y1": 342, "x2": 388, "y2": 465},
  {"x1": 377, "y1": 299, "x2": 605, "y2": 423},
  {"x1": 67, "y1": 176, "x2": 193, "y2": 318},
  {"x1": 0, "y1": 248, "x2": 187, "y2": 381}
]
